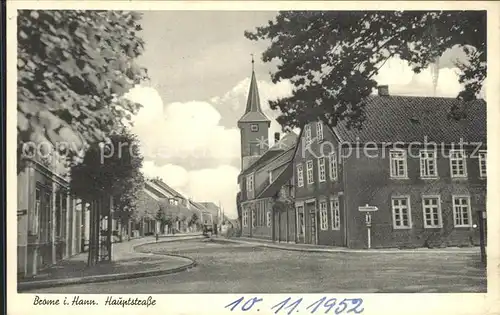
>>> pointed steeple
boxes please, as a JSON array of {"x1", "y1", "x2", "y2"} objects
[{"x1": 238, "y1": 55, "x2": 270, "y2": 125}]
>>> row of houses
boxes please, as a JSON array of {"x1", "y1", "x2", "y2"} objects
[
  {"x1": 237, "y1": 68, "x2": 487, "y2": 249},
  {"x1": 17, "y1": 153, "x2": 221, "y2": 278}
]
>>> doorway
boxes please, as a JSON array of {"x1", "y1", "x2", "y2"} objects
[{"x1": 305, "y1": 201, "x2": 317, "y2": 245}]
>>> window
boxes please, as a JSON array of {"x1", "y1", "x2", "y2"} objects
[
  {"x1": 316, "y1": 121, "x2": 323, "y2": 141},
  {"x1": 304, "y1": 125, "x2": 312, "y2": 146},
  {"x1": 330, "y1": 197, "x2": 340, "y2": 230},
  {"x1": 246, "y1": 174, "x2": 254, "y2": 199},
  {"x1": 389, "y1": 150, "x2": 408, "y2": 178},
  {"x1": 391, "y1": 196, "x2": 411, "y2": 229},
  {"x1": 319, "y1": 200, "x2": 328, "y2": 230},
  {"x1": 329, "y1": 151, "x2": 338, "y2": 181},
  {"x1": 478, "y1": 151, "x2": 487, "y2": 178},
  {"x1": 250, "y1": 124, "x2": 259, "y2": 132},
  {"x1": 306, "y1": 160, "x2": 314, "y2": 184},
  {"x1": 269, "y1": 171, "x2": 273, "y2": 183},
  {"x1": 243, "y1": 209, "x2": 248, "y2": 227},
  {"x1": 453, "y1": 196, "x2": 472, "y2": 227},
  {"x1": 169, "y1": 199, "x2": 175, "y2": 205},
  {"x1": 450, "y1": 149, "x2": 467, "y2": 178},
  {"x1": 420, "y1": 150, "x2": 438, "y2": 178},
  {"x1": 266, "y1": 210, "x2": 271, "y2": 227},
  {"x1": 318, "y1": 158, "x2": 326, "y2": 182},
  {"x1": 422, "y1": 196, "x2": 442, "y2": 228},
  {"x1": 296, "y1": 164, "x2": 304, "y2": 187}
]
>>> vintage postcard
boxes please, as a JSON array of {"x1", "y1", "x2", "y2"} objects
[{"x1": 6, "y1": 1, "x2": 500, "y2": 315}]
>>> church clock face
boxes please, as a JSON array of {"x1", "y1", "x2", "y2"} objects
[{"x1": 250, "y1": 124, "x2": 259, "y2": 132}]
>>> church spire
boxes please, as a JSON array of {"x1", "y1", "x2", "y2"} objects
[{"x1": 238, "y1": 55, "x2": 270, "y2": 125}]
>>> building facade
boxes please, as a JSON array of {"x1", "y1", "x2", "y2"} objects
[
  {"x1": 292, "y1": 86, "x2": 487, "y2": 249},
  {"x1": 17, "y1": 155, "x2": 82, "y2": 277},
  {"x1": 237, "y1": 64, "x2": 298, "y2": 242}
]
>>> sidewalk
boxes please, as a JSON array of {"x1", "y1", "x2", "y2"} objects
[
  {"x1": 18, "y1": 234, "x2": 203, "y2": 292},
  {"x1": 221, "y1": 236, "x2": 481, "y2": 254}
]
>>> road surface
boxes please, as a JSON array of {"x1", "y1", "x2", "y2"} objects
[{"x1": 29, "y1": 238, "x2": 486, "y2": 293}]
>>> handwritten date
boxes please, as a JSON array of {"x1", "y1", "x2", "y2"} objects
[{"x1": 225, "y1": 296, "x2": 364, "y2": 314}]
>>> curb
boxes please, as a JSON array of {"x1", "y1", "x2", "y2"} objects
[
  {"x1": 18, "y1": 236, "x2": 202, "y2": 292},
  {"x1": 218, "y1": 238, "x2": 480, "y2": 255}
]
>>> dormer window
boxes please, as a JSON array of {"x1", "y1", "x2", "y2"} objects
[{"x1": 251, "y1": 124, "x2": 259, "y2": 132}]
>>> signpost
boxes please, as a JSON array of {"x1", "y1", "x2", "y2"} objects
[{"x1": 358, "y1": 204, "x2": 378, "y2": 249}]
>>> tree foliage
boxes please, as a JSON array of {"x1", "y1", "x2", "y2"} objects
[
  {"x1": 70, "y1": 129, "x2": 145, "y2": 220},
  {"x1": 245, "y1": 11, "x2": 486, "y2": 130},
  {"x1": 17, "y1": 10, "x2": 148, "y2": 169}
]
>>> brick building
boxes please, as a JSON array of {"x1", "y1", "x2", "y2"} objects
[{"x1": 292, "y1": 86, "x2": 487, "y2": 249}]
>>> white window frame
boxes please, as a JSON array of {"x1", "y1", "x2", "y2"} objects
[
  {"x1": 246, "y1": 174, "x2": 254, "y2": 199},
  {"x1": 478, "y1": 150, "x2": 487, "y2": 178},
  {"x1": 304, "y1": 125, "x2": 312, "y2": 146},
  {"x1": 316, "y1": 121, "x2": 323, "y2": 142},
  {"x1": 422, "y1": 195, "x2": 443, "y2": 228},
  {"x1": 452, "y1": 195, "x2": 472, "y2": 227},
  {"x1": 329, "y1": 151, "x2": 338, "y2": 181},
  {"x1": 389, "y1": 149, "x2": 408, "y2": 179},
  {"x1": 449, "y1": 149, "x2": 468, "y2": 178},
  {"x1": 391, "y1": 196, "x2": 412, "y2": 229},
  {"x1": 296, "y1": 164, "x2": 304, "y2": 187},
  {"x1": 306, "y1": 160, "x2": 314, "y2": 185},
  {"x1": 318, "y1": 157, "x2": 326, "y2": 182},
  {"x1": 330, "y1": 197, "x2": 340, "y2": 230},
  {"x1": 319, "y1": 200, "x2": 328, "y2": 231},
  {"x1": 419, "y1": 149, "x2": 438, "y2": 178}
]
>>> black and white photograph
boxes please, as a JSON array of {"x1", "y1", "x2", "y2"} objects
[{"x1": 7, "y1": 2, "x2": 499, "y2": 314}]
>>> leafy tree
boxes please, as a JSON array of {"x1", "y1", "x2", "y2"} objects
[
  {"x1": 70, "y1": 128, "x2": 144, "y2": 214},
  {"x1": 17, "y1": 10, "x2": 148, "y2": 171},
  {"x1": 189, "y1": 213, "x2": 199, "y2": 226},
  {"x1": 245, "y1": 11, "x2": 486, "y2": 129}
]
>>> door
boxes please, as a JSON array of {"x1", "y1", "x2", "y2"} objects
[
  {"x1": 305, "y1": 201, "x2": 317, "y2": 245},
  {"x1": 296, "y1": 206, "x2": 305, "y2": 243}
]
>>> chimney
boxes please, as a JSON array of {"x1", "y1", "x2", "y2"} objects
[
  {"x1": 377, "y1": 85, "x2": 389, "y2": 96},
  {"x1": 274, "y1": 132, "x2": 281, "y2": 143}
]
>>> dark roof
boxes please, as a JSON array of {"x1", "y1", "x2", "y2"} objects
[
  {"x1": 239, "y1": 149, "x2": 283, "y2": 176},
  {"x1": 238, "y1": 70, "x2": 270, "y2": 124},
  {"x1": 261, "y1": 147, "x2": 295, "y2": 172},
  {"x1": 335, "y1": 96, "x2": 486, "y2": 144},
  {"x1": 239, "y1": 132, "x2": 299, "y2": 177},
  {"x1": 257, "y1": 164, "x2": 293, "y2": 198}
]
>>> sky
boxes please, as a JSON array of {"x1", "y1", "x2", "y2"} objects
[{"x1": 124, "y1": 11, "x2": 484, "y2": 219}]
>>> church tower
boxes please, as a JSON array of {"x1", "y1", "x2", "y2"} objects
[{"x1": 238, "y1": 56, "x2": 270, "y2": 171}]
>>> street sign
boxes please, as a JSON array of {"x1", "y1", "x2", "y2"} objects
[{"x1": 358, "y1": 204, "x2": 378, "y2": 212}]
